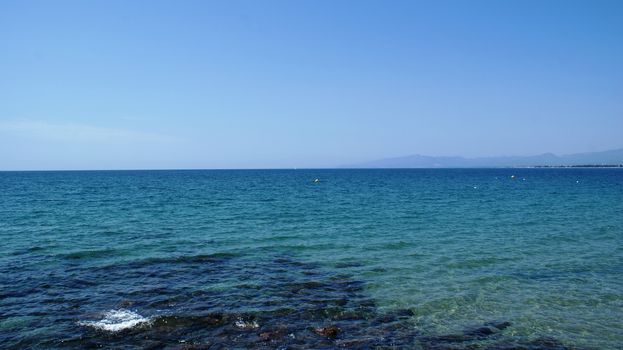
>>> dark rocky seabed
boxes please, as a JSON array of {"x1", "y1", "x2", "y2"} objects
[{"x1": 3, "y1": 252, "x2": 581, "y2": 349}]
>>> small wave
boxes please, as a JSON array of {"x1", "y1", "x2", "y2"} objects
[
  {"x1": 79, "y1": 309, "x2": 151, "y2": 332},
  {"x1": 234, "y1": 318, "x2": 259, "y2": 330},
  {"x1": 61, "y1": 248, "x2": 118, "y2": 260}
]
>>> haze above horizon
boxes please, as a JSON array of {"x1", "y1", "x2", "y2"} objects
[{"x1": 1, "y1": 0, "x2": 622, "y2": 170}]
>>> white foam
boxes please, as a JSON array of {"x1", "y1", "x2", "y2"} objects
[
  {"x1": 79, "y1": 309, "x2": 151, "y2": 332},
  {"x1": 234, "y1": 318, "x2": 259, "y2": 329}
]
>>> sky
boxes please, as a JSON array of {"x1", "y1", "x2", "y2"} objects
[{"x1": 1, "y1": 0, "x2": 622, "y2": 170}]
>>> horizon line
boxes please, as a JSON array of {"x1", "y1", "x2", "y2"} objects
[{"x1": 2, "y1": 166, "x2": 623, "y2": 172}]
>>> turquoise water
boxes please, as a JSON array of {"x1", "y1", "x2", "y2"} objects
[{"x1": 1, "y1": 169, "x2": 622, "y2": 349}]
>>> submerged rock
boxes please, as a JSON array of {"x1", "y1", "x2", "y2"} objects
[
  {"x1": 393, "y1": 308, "x2": 415, "y2": 317},
  {"x1": 258, "y1": 327, "x2": 289, "y2": 342},
  {"x1": 313, "y1": 325, "x2": 340, "y2": 338},
  {"x1": 371, "y1": 314, "x2": 397, "y2": 325},
  {"x1": 464, "y1": 326, "x2": 495, "y2": 337},
  {"x1": 117, "y1": 300, "x2": 135, "y2": 308},
  {"x1": 489, "y1": 321, "x2": 512, "y2": 330}
]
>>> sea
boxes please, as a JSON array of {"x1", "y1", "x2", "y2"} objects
[{"x1": 1, "y1": 169, "x2": 621, "y2": 349}]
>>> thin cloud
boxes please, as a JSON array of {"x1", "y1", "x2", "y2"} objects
[{"x1": 0, "y1": 120, "x2": 178, "y2": 144}]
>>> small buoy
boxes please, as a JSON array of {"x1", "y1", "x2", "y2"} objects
[
  {"x1": 522, "y1": 178, "x2": 526, "y2": 181},
  {"x1": 313, "y1": 178, "x2": 320, "y2": 183},
  {"x1": 473, "y1": 186, "x2": 477, "y2": 189},
  {"x1": 511, "y1": 175, "x2": 516, "y2": 179},
  {"x1": 576, "y1": 180, "x2": 579, "y2": 183}
]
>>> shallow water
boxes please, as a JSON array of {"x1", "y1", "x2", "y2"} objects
[{"x1": 1, "y1": 169, "x2": 622, "y2": 349}]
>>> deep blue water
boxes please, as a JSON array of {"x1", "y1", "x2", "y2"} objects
[{"x1": 1, "y1": 169, "x2": 622, "y2": 349}]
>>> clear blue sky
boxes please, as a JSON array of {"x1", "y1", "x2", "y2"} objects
[{"x1": 1, "y1": 0, "x2": 622, "y2": 169}]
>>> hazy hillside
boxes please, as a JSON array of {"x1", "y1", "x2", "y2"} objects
[{"x1": 347, "y1": 148, "x2": 623, "y2": 168}]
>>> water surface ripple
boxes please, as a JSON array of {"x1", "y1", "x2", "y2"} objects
[{"x1": 1, "y1": 169, "x2": 622, "y2": 349}]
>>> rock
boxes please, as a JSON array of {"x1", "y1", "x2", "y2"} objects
[
  {"x1": 201, "y1": 313, "x2": 227, "y2": 326},
  {"x1": 528, "y1": 337, "x2": 569, "y2": 349},
  {"x1": 80, "y1": 341, "x2": 103, "y2": 349},
  {"x1": 490, "y1": 321, "x2": 511, "y2": 330},
  {"x1": 371, "y1": 314, "x2": 397, "y2": 325},
  {"x1": 332, "y1": 298, "x2": 348, "y2": 306},
  {"x1": 258, "y1": 327, "x2": 288, "y2": 342},
  {"x1": 393, "y1": 308, "x2": 415, "y2": 317},
  {"x1": 431, "y1": 334, "x2": 471, "y2": 343},
  {"x1": 258, "y1": 331, "x2": 282, "y2": 342},
  {"x1": 465, "y1": 326, "x2": 494, "y2": 337},
  {"x1": 313, "y1": 325, "x2": 340, "y2": 338},
  {"x1": 176, "y1": 344, "x2": 211, "y2": 350},
  {"x1": 118, "y1": 300, "x2": 134, "y2": 308},
  {"x1": 358, "y1": 298, "x2": 377, "y2": 307},
  {"x1": 427, "y1": 324, "x2": 500, "y2": 344}
]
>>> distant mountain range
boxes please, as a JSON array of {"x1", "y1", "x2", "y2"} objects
[{"x1": 346, "y1": 148, "x2": 623, "y2": 168}]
